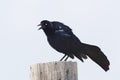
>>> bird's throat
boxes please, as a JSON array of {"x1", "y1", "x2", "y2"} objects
[{"x1": 43, "y1": 28, "x2": 55, "y2": 36}]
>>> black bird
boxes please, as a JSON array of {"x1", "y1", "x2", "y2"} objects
[{"x1": 38, "y1": 20, "x2": 110, "y2": 71}]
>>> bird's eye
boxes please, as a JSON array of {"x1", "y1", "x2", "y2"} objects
[{"x1": 45, "y1": 23, "x2": 47, "y2": 26}]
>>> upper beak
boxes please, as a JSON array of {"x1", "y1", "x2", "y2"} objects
[{"x1": 37, "y1": 23, "x2": 42, "y2": 30}]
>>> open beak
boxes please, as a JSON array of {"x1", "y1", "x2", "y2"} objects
[{"x1": 37, "y1": 23, "x2": 42, "y2": 30}]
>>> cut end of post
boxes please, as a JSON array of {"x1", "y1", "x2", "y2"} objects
[{"x1": 30, "y1": 61, "x2": 78, "y2": 80}]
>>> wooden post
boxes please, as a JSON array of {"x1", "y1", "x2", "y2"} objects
[{"x1": 30, "y1": 61, "x2": 78, "y2": 80}]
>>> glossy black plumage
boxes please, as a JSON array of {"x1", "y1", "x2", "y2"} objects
[{"x1": 38, "y1": 20, "x2": 110, "y2": 71}]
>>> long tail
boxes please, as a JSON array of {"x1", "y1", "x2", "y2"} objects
[{"x1": 81, "y1": 43, "x2": 110, "y2": 71}]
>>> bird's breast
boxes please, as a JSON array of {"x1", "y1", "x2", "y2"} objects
[{"x1": 47, "y1": 35, "x2": 69, "y2": 52}]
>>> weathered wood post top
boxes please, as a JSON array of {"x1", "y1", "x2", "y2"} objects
[{"x1": 30, "y1": 61, "x2": 78, "y2": 80}]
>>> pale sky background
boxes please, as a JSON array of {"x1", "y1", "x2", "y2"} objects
[{"x1": 0, "y1": 0, "x2": 120, "y2": 80}]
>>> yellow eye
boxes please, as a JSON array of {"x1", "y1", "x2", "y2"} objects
[{"x1": 45, "y1": 23, "x2": 47, "y2": 26}]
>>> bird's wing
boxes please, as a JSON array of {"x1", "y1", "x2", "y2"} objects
[
  {"x1": 52, "y1": 21, "x2": 72, "y2": 33},
  {"x1": 52, "y1": 21, "x2": 86, "y2": 61},
  {"x1": 54, "y1": 29, "x2": 85, "y2": 61}
]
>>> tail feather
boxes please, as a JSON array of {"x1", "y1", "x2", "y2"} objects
[{"x1": 82, "y1": 43, "x2": 110, "y2": 71}]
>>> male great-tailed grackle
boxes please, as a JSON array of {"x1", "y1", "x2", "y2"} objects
[{"x1": 38, "y1": 20, "x2": 110, "y2": 71}]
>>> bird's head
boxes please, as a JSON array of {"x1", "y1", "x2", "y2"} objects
[
  {"x1": 38, "y1": 20, "x2": 53, "y2": 30},
  {"x1": 38, "y1": 20, "x2": 56, "y2": 36}
]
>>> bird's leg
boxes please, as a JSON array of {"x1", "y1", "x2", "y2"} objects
[
  {"x1": 64, "y1": 56, "x2": 69, "y2": 61},
  {"x1": 60, "y1": 55, "x2": 66, "y2": 61}
]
